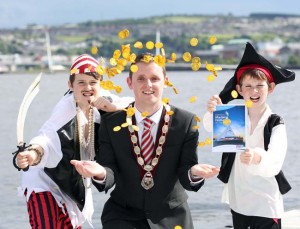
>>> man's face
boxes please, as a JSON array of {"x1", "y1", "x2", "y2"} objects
[
  {"x1": 127, "y1": 61, "x2": 167, "y2": 110},
  {"x1": 68, "y1": 73, "x2": 101, "y2": 108}
]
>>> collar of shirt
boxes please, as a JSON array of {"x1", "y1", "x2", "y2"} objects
[
  {"x1": 134, "y1": 105, "x2": 164, "y2": 143},
  {"x1": 246, "y1": 104, "x2": 272, "y2": 132}
]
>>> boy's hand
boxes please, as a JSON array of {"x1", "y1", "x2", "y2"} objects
[
  {"x1": 240, "y1": 148, "x2": 261, "y2": 165},
  {"x1": 207, "y1": 95, "x2": 222, "y2": 113}
]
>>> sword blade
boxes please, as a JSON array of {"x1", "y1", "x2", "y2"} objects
[{"x1": 17, "y1": 73, "x2": 42, "y2": 146}]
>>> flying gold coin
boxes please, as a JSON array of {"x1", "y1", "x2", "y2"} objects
[
  {"x1": 189, "y1": 96, "x2": 197, "y2": 103},
  {"x1": 207, "y1": 75, "x2": 215, "y2": 82},
  {"x1": 90, "y1": 46, "x2": 98, "y2": 55},
  {"x1": 113, "y1": 126, "x2": 121, "y2": 132},
  {"x1": 134, "y1": 41, "x2": 143, "y2": 49},
  {"x1": 191, "y1": 63, "x2": 201, "y2": 71},
  {"x1": 146, "y1": 41, "x2": 155, "y2": 49},
  {"x1": 183, "y1": 52, "x2": 192, "y2": 62},
  {"x1": 130, "y1": 64, "x2": 138, "y2": 73},
  {"x1": 190, "y1": 37, "x2": 198, "y2": 46},
  {"x1": 195, "y1": 116, "x2": 201, "y2": 122},
  {"x1": 205, "y1": 138, "x2": 212, "y2": 145},
  {"x1": 198, "y1": 142, "x2": 205, "y2": 147},
  {"x1": 245, "y1": 99, "x2": 253, "y2": 108},
  {"x1": 155, "y1": 42, "x2": 163, "y2": 48},
  {"x1": 223, "y1": 118, "x2": 231, "y2": 126},
  {"x1": 231, "y1": 90, "x2": 238, "y2": 98},
  {"x1": 208, "y1": 36, "x2": 217, "y2": 44},
  {"x1": 174, "y1": 226, "x2": 182, "y2": 229}
]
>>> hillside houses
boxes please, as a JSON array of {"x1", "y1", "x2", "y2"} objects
[{"x1": 1, "y1": 14, "x2": 300, "y2": 72}]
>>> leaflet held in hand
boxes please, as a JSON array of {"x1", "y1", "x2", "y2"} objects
[{"x1": 212, "y1": 104, "x2": 246, "y2": 152}]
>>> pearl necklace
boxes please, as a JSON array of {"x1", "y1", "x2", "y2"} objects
[
  {"x1": 128, "y1": 103, "x2": 171, "y2": 189},
  {"x1": 76, "y1": 106, "x2": 95, "y2": 189}
]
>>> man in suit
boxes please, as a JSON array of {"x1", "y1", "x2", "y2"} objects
[{"x1": 71, "y1": 53, "x2": 220, "y2": 229}]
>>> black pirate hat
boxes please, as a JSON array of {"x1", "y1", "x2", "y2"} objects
[{"x1": 219, "y1": 42, "x2": 295, "y2": 104}]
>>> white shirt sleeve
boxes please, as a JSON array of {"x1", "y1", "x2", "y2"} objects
[{"x1": 247, "y1": 124, "x2": 287, "y2": 177}]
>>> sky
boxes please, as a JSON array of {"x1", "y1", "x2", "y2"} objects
[{"x1": 1, "y1": 0, "x2": 300, "y2": 29}]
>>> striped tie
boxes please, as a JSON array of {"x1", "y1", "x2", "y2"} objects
[{"x1": 141, "y1": 118, "x2": 154, "y2": 165}]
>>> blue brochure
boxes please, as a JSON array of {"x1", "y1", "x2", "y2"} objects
[{"x1": 212, "y1": 104, "x2": 246, "y2": 152}]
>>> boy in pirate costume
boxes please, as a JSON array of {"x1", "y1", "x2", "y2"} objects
[
  {"x1": 16, "y1": 54, "x2": 133, "y2": 228},
  {"x1": 204, "y1": 42, "x2": 295, "y2": 229},
  {"x1": 71, "y1": 53, "x2": 220, "y2": 229}
]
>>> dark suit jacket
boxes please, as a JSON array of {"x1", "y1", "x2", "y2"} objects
[{"x1": 93, "y1": 104, "x2": 204, "y2": 228}]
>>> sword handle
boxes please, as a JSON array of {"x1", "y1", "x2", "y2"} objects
[{"x1": 12, "y1": 143, "x2": 29, "y2": 171}]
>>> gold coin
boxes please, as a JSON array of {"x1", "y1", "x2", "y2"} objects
[
  {"x1": 171, "y1": 52, "x2": 176, "y2": 61},
  {"x1": 191, "y1": 63, "x2": 201, "y2": 71},
  {"x1": 208, "y1": 36, "x2": 217, "y2": 44},
  {"x1": 174, "y1": 226, "x2": 182, "y2": 229},
  {"x1": 134, "y1": 41, "x2": 143, "y2": 49},
  {"x1": 90, "y1": 46, "x2": 98, "y2": 55},
  {"x1": 110, "y1": 58, "x2": 117, "y2": 66},
  {"x1": 121, "y1": 122, "x2": 129, "y2": 128},
  {"x1": 182, "y1": 52, "x2": 192, "y2": 62},
  {"x1": 155, "y1": 42, "x2": 163, "y2": 48},
  {"x1": 162, "y1": 97, "x2": 169, "y2": 104},
  {"x1": 223, "y1": 118, "x2": 231, "y2": 126},
  {"x1": 118, "y1": 30, "x2": 125, "y2": 39},
  {"x1": 198, "y1": 142, "x2": 205, "y2": 147},
  {"x1": 207, "y1": 75, "x2": 215, "y2": 82},
  {"x1": 245, "y1": 99, "x2": 253, "y2": 108},
  {"x1": 189, "y1": 96, "x2": 197, "y2": 103},
  {"x1": 206, "y1": 62, "x2": 215, "y2": 71},
  {"x1": 123, "y1": 29, "x2": 130, "y2": 38},
  {"x1": 130, "y1": 64, "x2": 138, "y2": 73},
  {"x1": 231, "y1": 90, "x2": 238, "y2": 98},
  {"x1": 205, "y1": 138, "x2": 212, "y2": 145},
  {"x1": 132, "y1": 125, "x2": 139, "y2": 131},
  {"x1": 192, "y1": 57, "x2": 201, "y2": 63},
  {"x1": 113, "y1": 49, "x2": 121, "y2": 59},
  {"x1": 146, "y1": 41, "x2": 155, "y2": 49},
  {"x1": 190, "y1": 37, "x2": 198, "y2": 46},
  {"x1": 113, "y1": 126, "x2": 121, "y2": 132}
]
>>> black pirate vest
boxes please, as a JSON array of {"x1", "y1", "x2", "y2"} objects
[{"x1": 44, "y1": 116, "x2": 100, "y2": 210}]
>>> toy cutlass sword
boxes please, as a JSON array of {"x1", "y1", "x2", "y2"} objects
[{"x1": 12, "y1": 73, "x2": 42, "y2": 171}]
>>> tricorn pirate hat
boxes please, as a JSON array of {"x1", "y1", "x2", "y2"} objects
[{"x1": 219, "y1": 42, "x2": 295, "y2": 104}]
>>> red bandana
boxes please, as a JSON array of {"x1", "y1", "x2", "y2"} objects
[{"x1": 236, "y1": 64, "x2": 274, "y2": 84}]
